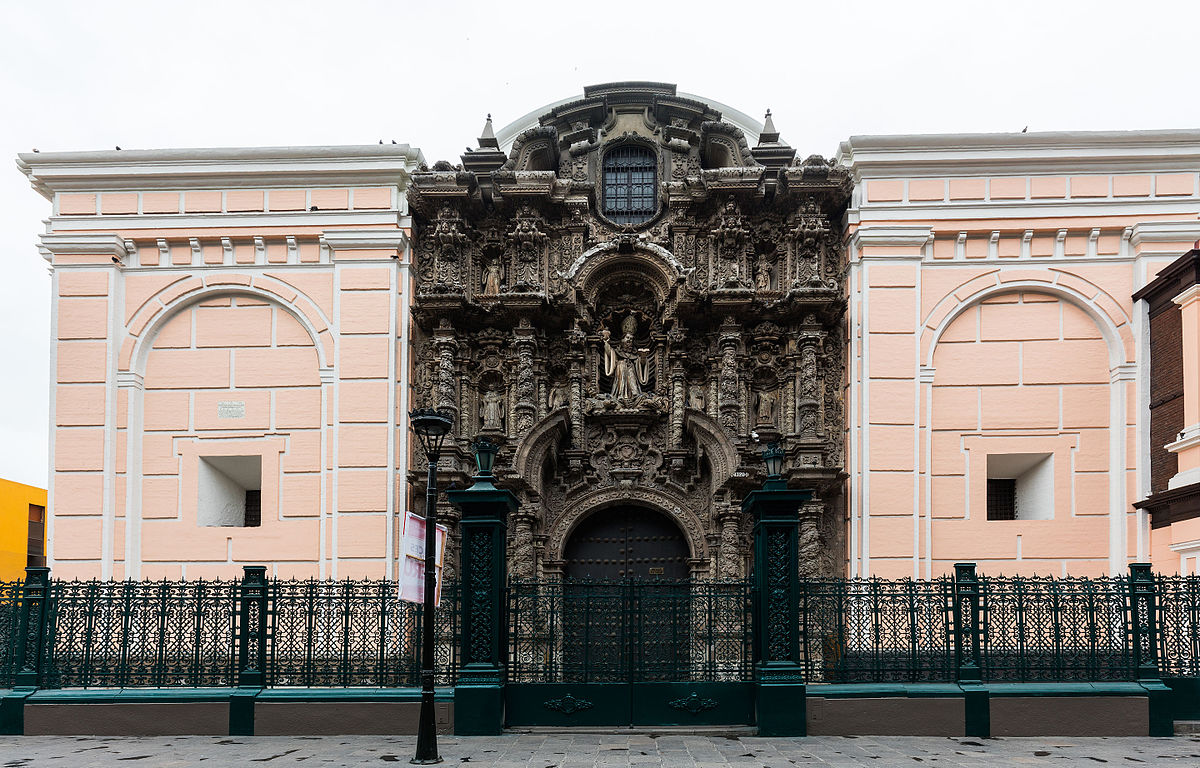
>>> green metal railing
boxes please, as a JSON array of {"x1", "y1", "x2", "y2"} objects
[
  {"x1": 2, "y1": 566, "x2": 1198, "y2": 690},
  {"x1": 796, "y1": 574, "x2": 1149, "y2": 683},
  {"x1": 268, "y1": 579, "x2": 459, "y2": 687},
  {"x1": 0, "y1": 570, "x2": 458, "y2": 690}
]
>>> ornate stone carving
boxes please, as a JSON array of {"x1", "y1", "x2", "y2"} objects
[{"x1": 409, "y1": 82, "x2": 851, "y2": 579}]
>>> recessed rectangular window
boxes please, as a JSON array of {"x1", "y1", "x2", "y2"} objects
[
  {"x1": 987, "y1": 453, "x2": 1054, "y2": 521},
  {"x1": 27, "y1": 504, "x2": 46, "y2": 567},
  {"x1": 198, "y1": 455, "x2": 262, "y2": 527},
  {"x1": 987, "y1": 479, "x2": 1017, "y2": 520}
]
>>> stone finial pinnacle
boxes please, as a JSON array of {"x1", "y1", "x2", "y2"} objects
[
  {"x1": 756, "y1": 108, "x2": 785, "y2": 148},
  {"x1": 478, "y1": 114, "x2": 499, "y2": 149}
]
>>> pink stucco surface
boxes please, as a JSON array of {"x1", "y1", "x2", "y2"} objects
[
  {"x1": 845, "y1": 144, "x2": 1200, "y2": 578},
  {"x1": 35, "y1": 153, "x2": 416, "y2": 579}
]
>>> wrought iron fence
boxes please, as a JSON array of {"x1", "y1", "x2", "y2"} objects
[
  {"x1": 268, "y1": 580, "x2": 458, "y2": 687},
  {"x1": 979, "y1": 576, "x2": 1131, "y2": 682},
  {"x1": 0, "y1": 580, "x2": 19, "y2": 688},
  {"x1": 798, "y1": 574, "x2": 1200, "y2": 684},
  {"x1": 0, "y1": 575, "x2": 457, "y2": 690},
  {"x1": 1, "y1": 570, "x2": 1198, "y2": 689},
  {"x1": 798, "y1": 578, "x2": 954, "y2": 683},
  {"x1": 507, "y1": 579, "x2": 752, "y2": 683},
  {"x1": 1160, "y1": 575, "x2": 1200, "y2": 677},
  {"x1": 43, "y1": 579, "x2": 238, "y2": 688}
]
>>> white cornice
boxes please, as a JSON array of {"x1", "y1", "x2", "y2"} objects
[
  {"x1": 1130, "y1": 221, "x2": 1200, "y2": 248},
  {"x1": 1173, "y1": 284, "x2": 1200, "y2": 307},
  {"x1": 17, "y1": 145, "x2": 425, "y2": 199},
  {"x1": 38, "y1": 233, "x2": 130, "y2": 258},
  {"x1": 321, "y1": 230, "x2": 409, "y2": 251},
  {"x1": 1170, "y1": 537, "x2": 1200, "y2": 553},
  {"x1": 1111, "y1": 363, "x2": 1138, "y2": 383},
  {"x1": 853, "y1": 199, "x2": 1200, "y2": 224},
  {"x1": 116, "y1": 372, "x2": 144, "y2": 390},
  {"x1": 1166, "y1": 423, "x2": 1200, "y2": 455},
  {"x1": 850, "y1": 225, "x2": 933, "y2": 250},
  {"x1": 48, "y1": 210, "x2": 404, "y2": 232},
  {"x1": 837, "y1": 129, "x2": 1200, "y2": 179}
]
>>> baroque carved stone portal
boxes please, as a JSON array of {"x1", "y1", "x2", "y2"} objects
[{"x1": 409, "y1": 82, "x2": 850, "y2": 580}]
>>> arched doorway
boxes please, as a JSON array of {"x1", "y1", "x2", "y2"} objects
[
  {"x1": 559, "y1": 505, "x2": 692, "y2": 682},
  {"x1": 562, "y1": 505, "x2": 691, "y2": 580}
]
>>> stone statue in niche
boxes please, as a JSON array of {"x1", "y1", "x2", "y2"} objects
[
  {"x1": 480, "y1": 388, "x2": 506, "y2": 430},
  {"x1": 547, "y1": 381, "x2": 569, "y2": 410},
  {"x1": 755, "y1": 254, "x2": 773, "y2": 291},
  {"x1": 602, "y1": 316, "x2": 651, "y2": 401},
  {"x1": 481, "y1": 258, "x2": 503, "y2": 296},
  {"x1": 688, "y1": 383, "x2": 706, "y2": 410},
  {"x1": 754, "y1": 388, "x2": 779, "y2": 426}
]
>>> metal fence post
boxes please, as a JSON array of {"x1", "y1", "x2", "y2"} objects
[
  {"x1": 952, "y1": 563, "x2": 989, "y2": 737},
  {"x1": 1128, "y1": 563, "x2": 1159, "y2": 681},
  {"x1": 744, "y1": 482, "x2": 813, "y2": 736},
  {"x1": 13, "y1": 566, "x2": 51, "y2": 689},
  {"x1": 236, "y1": 566, "x2": 268, "y2": 688},
  {"x1": 446, "y1": 449, "x2": 517, "y2": 737},
  {"x1": 952, "y1": 563, "x2": 982, "y2": 683}
]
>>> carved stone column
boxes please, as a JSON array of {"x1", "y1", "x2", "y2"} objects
[
  {"x1": 797, "y1": 333, "x2": 821, "y2": 439},
  {"x1": 798, "y1": 502, "x2": 823, "y2": 578},
  {"x1": 669, "y1": 347, "x2": 686, "y2": 448},
  {"x1": 433, "y1": 323, "x2": 459, "y2": 420},
  {"x1": 510, "y1": 506, "x2": 538, "y2": 579},
  {"x1": 566, "y1": 327, "x2": 585, "y2": 446},
  {"x1": 512, "y1": 322, "x2": 537, "y2": 435},
  {"x1": 717, "y1": 318, "x2": 741, "y2": 433},
  {"x1": 717, "y1": 505, "x2": 742, "y2": 579}
]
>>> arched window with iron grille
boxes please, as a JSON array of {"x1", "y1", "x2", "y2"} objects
[{"x1": 602, "y1": 145, "x2": 657, "y2": 225}]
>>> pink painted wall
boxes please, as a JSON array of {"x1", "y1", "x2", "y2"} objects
[
  {"x1": 843, "y1": 136, "x2": 1200, "y2": 578},
  {"x1": 26, "y1": 146, "x2": 421, "y2": 581},
  {"x1": 927, "y1": 292, "x2": 1113, "y2": 576}
]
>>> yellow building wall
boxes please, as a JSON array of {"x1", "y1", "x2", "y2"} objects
[{"x1": 0, "y1": 477, "x2": 47, "y2": 581}]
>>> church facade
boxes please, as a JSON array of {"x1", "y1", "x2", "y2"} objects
[
  {"x1": 18, "y1": 82, "x2": 1200, "y2": 580},
  {"x1": 408, "y1": 83, "x2": 851, "y2": 581}
]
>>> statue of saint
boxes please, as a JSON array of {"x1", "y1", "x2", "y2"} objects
[
  {"x1": 688, "y1": 384, "x2": 706, "y2": 410},
  {"x1": 754, "y1": 388, "x2": 779, "y2": 426},
  {"x1": 755, "y1": 255, "x2": 772, "y2": 291},
  {"x1": 481, "y1": 388, "x2": 505, "y2": 430},
  {"x1": 481, "y1": 258, "x2": 503, "y2": 296},
  {"x1": 547, "y1": 382, "x2": 569, "y2": 410},
  {"x1": 602, "y1": 322, "x2": 651, "y2": 401}
]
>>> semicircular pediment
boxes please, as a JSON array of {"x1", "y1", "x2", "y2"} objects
[{"x1": 565, "y1": 238, "x2": 691, "y2": 305}]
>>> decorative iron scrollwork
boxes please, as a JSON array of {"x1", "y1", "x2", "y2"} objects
[
  {"x1": 667, "y1": 692, "x2": 718, "y2": 714},
  {"x1": 543, "y1": 692, "x2": 595, "y2": 715}
]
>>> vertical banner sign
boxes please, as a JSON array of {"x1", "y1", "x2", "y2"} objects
[{"x1": 399, "y1": 510, "x2": 447, "y2": 606}]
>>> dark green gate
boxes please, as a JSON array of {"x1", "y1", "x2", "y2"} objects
[{"x1": 504, "y1": 579, "x2": 755, "y2": 727}]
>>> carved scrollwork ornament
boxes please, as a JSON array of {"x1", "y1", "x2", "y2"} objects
[{"x1": 409, "y1": 83, "x2": 851, "y2": 579}]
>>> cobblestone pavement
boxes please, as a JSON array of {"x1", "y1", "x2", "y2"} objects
[{"x1": 1, "y1": 734, "x2": 1199, "y2": 767}]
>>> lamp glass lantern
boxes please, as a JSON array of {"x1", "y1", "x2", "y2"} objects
[
  {"x1": 409, "y1": 408, "x2": 453, "y2": 459},
  {"x1": 471, "y1": 437, "x2": 499, "y2": 476},
  {"x1": 761, "y1": 442, "x2": 785, "y2": 480}
]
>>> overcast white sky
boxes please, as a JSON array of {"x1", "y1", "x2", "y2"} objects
[{"x1": 1, "y1": 0, "x2": 1198, "y2": 488}]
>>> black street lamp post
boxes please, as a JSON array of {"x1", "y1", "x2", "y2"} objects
[{"x1": 408, "y1": 407, "x2": 453, "y2": 765}]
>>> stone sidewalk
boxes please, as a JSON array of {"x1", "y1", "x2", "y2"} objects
[{"x1": 1, "y1": 734, "x2": 1199, "y2": 767}]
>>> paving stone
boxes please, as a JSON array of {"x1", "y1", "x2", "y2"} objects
[{"x1": 3, "y1": 735, "x2": 1200, "y2": 766}]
